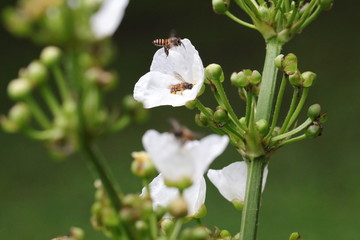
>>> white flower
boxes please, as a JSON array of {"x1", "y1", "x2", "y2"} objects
[
  {"x1": 133, "y1": 39, "x2": 204, "y2": 108},
  {"x1": 207, "y1": 161, "x2": 268, "y2": 203},
  {"x1": 142, "y1": 129, "x2": 229, "y2": 183},
  {"x1": 142, "y1": 174, "x2": 206, "y2": 217},
  {"x1": 90, "y1": 0, "x2": 129, "y2": 39}
]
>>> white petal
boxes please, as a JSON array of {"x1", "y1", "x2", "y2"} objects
[
  {"x1": 133, "y1": 39, "x2": 204, "y2": 108},
  {"x1": 134, "y1": 71, "x2": 200, "y2": 108},
  {"x1": 143, "y1": 174, "x2": 206, "y2": 217},
  {"x1": 207, "y1": 161, "x2": 269, "y2": 203},
  {"x1": 90, "y1": 0, "x2": 129, "y2": 39},
  {"x1": 142, "y1": 130, "x2": 196, "y2": 181}
]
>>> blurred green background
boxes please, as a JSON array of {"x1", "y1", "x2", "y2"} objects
[{"x1": 1, "y1": 1, "x2": 359, "y2": 239}]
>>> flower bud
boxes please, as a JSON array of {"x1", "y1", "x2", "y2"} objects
[
  {"x1": 102, "y1": 208, "x2": 119, "y2": 226},
  {"x1": 319, "y1": 0, "x2": 333, "y2": 10},
  {"x1": 289, "y1": 232, "x2": 302, "y2": 240},
  {"x1": 288, "y1": 71, "x2": 303, "y2": 87},
  {"x1": 195, "y1": 113, "x2": 205, "y2": 127},
  {"x1": 161, "y1": 219, "x2": 175, "y2": 234},
  {"x1": 318, "y1": 112, "x2": 328, "y2": 124},
  {"x1": 190, "y1": 226, "x2": 210, "y2": 239},
  {"x1": 301, "y1": 71, "x2": 316, "y2": 88},
  {"x1": 231, "y1": 72, "x2": 249, "y2": 88},
  {"x1": 69, "y1": 227, "x2": 84, "y2": 240},
  {"x1": 212, "y1": 0, "x2": 230, "y2": 14},
  {"x1": 274, "y1": 54, "x2": 284, "y2": 69},
  {"x1": 256, "y1": 119, "x2": 269, "y2": 136},
  {"x1": 135, "y1": 220, "x2": 149, "y2": 232},
  {"x1": 7, "y1": 78, "x2": 32, "y2": 100},
  {"x1": 205, "y1": 64, "x2": 224, "y2": 83},
  {"x1": 307, "y1": 104, "x2": 321, "y2": 120},
  {"x1": 283, "y1": 53, "x2": 298, "y2": 75},
  {"x1": 131, "y1": 151, "x2": 156, "y2": 178},
  {"x1": 40, "y1": 46, "x2": 62, "y2": 66},
  {"x1": 169, "y1": 196, "x2": 188, "y2": 218},
  {"x1": 250, "y1": 70, "x2": 262, "y2": 85},
  {"x1": 220, "y1": 230, "x2": 231, "y2": 238},
  {"x1": 305, "y1": 124, "x2": 321, "y2": 138},
  {"x1": 185, "y1": 99, "x2": 198, "y2": 110},
  {"x1": 8, "y1": 103, "x2": 31, "y2": 129},
  {"x1": 193, "y1": 204, "x2": 207, "y2": 219},
  {"x1": 27, "y1": 61, "x2": 48, "y2": 86},
  {"x1": 213, "y1": 106, "x2": 228, "y2": 126}
]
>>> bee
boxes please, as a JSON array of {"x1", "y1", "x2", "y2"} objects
[
  {"x1": 169, "y1": 72, "x2": 193, "y2": 95},
  {"x1": 169, "y1": 118, "x2": 195, "y2": 142},
  {"x1": 152, "y1": 36, "x2": 184, "y2": 56}
]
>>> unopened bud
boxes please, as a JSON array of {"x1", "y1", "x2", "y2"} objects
[
  {"x1": 169, "y1": 196, "x2": 188, "y2": 218},
  {"x1": 305, "y1": 124, "x2": 321, "y2": 138},
  {"x1": 289, "y1": 232, "x2": 302, "y2": 240},
  {"x1": 231, "y1": 72, "x2": 249, "y2": 88},
  {"x1": 161, "y1": 219, "x2": 175, "y2": 234},
  {"x1": 7, "y1": 78, "x2": 32, "y2": 100},
  {"x1": 213, "y1": 106, "x2": 228, "y2": 126},
  {"x1": 301, "y1": 71, "x2": 316, "y2": 88},
  {"x1": 135, "y1": 220, "x2": 148, "y2": 232},
  {"x1": 250, "y1": 70, "x2": 261, "y2": 85},
  {"x1": 283, "y1": 53, "x2": 298, "y2": 75},
  {"x1": 131, "y1": 151, "x2": 156, "y2": 178},
  {"x1": 190, "y1": 226, "x2": 210, "y2": 239},
  {"x1": 193, "y1": 204, "x2": 207, "y2": 219},
  {"x1": 307, "y1": 104, "x2": 321, "y2": 120},
  {"x1": 40, "y1": 46, "x2": 61, "y2": 66},
  {"x1": 288, "y1": 71, "x2": 302, "y2": 87},
  {"x1": 232, "y1": 199, "x2": 244, "y2": 211},
  {"x1": 319, "y1": 0, "x2": 333, "y2": 10},
  {"x1": 185, "y1": 99, "x2": 198, "y2": 110},
  {"x1": 220, "y1": 229, "x2": 231, "y2": 238},
  {"x1": 256, "y1": 119, "x2": 269, "y2": 136},
  {"x1": 212, "y1": 0, "x2": 230, "y2": 14},
  {"x1": 195, "y1": 113, "x2": 205, "y2": 127},
  {"x1": 205, "y1": 64, "x2": 224, "y2": 83},
  {"x1": 8, "y1": 103, "x2": 31, "y2": 129},
  {"x1": 274, "y1": 54, "x2": 284, "y2": 69},
  {"x1": 27, "y1": 61, "x2": 48, "y2": 86}
]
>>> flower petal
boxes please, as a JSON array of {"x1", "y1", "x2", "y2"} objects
[
  {"x1": 142, "y1": 174, "x2": 206, "y2": 217},
  {"x1": 90, "y1": 0, "x2": 129, "y2": 39},
  {"x1": 134, "y1": 71, "x2": 200, "y2": 108},
  {"x1": 207, "y1": 161, "x2": 269, "y2": 203}
]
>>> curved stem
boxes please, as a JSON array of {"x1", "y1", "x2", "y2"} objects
[
  {"x1": 278, "y1": 134, "x2": 307, "y2": 147},
  {"x1": 169, "y1": 219, "x2": 182, "y2": 240},
  {"x1": 240, "y1": 156, "x2": 268, "y2": 240},
  {"x1": 40, "y1": 85, "x2": 61, "y2": 116},
  {"x1": 225, "y1": 11, "x2": 256, "y2": 29},
  {"x1": 25, "y1": 96, "x2": 51, "y2": 129},
  {"x1": 279, "y1": 87, "x2": 299, "y2": 134},
  {"x1": 271, "y1": 118, "x2": 312, "y2": 142},
  {"x1": 255, "y1": 38, "x2": 283, "y2": 122},
  {"x1": 285, "y1": 88, "x2": 309, "y2": 132}
]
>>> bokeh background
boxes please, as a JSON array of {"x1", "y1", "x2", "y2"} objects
[{"x1": 1, "y1": 1, "x2": 359, "y2": 239}]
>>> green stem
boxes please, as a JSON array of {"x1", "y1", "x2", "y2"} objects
[
  {"x1": 255, "y1": 38, "x2": 283, "y2": 122},
  {"x1": 40, "y1": 85, "x2": 61, "y2": 116},
  {"x1": 52, "y1": 64, "x2": 72, "y2": 102},
  {"x1": 266, "y1": 75, "x2": 287, "y2": 138},
  {"x1": 278, "y1": 134, "x2": 307, "y2": 146},
  {"x1": 279, "y1": 87, "x2": 299, "y2": 134},
  {"x1": 240, "y1": 156, "x2": 268, "y2": 240},
  {"x1": 285, "y1": 88, "x2": 309, "y2": 132},
  {"x1": 111, "y1": 115, "x2": 131, "y2": 132},
  {"x1": 225, "y1": 11, "x2": 256, "y2": 29},
  {"x1": 25, "y1": 96, "x2": 51, "y2": 129},
  {"x1": 271, "y1": 118, "x2": 312, "y2": 142},
  {"x1": 169, "y1": 219, "x2": 182, "y2": 240},
  {"x1": 245, "y1": 90, "x2": 253, "y2": 126}
]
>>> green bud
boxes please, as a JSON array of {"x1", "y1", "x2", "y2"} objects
[
  {"x1": 278, "y1": 29, "x2": 292, "y2": 43},
  {"x1": 131, "y1": 151, "x2": 156, "y2": 178},
  {"x1": 8, "y1": 103, "x2": 31, "y2": 129},
  {"x1": 250, "y1": 70, "x2": 261, "y2": 85},
  {"x1": 318, "y1": 112, "x2": 328, "y2": 124},
  {"x1": 239, "y1": 117, "x2": 246, "y2": 128},
  {"x1": 256, "y1": 119, "x2": 269, "y2": 136},
  {"x1": 185, "y1": 99, "x2": 198, "y2": 110},
  {"x1": 305, "y1": 124, "x2": 321, "y2": 138},
  {"x1": 301, "y1": 71, "x2": 316, "y2": 88},
  {"x1": 193, "y1": 204, "x2": 207, "y2": 219},
  {"x1": 2, "y1": 7, "x2": 31, "y2": 37},
  {"x1": 289, "y1": 232, "x2": 302, "y2": 240},
  {"x1": 27, "y1": 61, "x2": 48, "y2": 86},
  {"x1": 231, "y1": 72, "x2": 248, "y2": 88},
  {"x1": 232, "y1": 199, "x2": 244, "y2": 211},
  {"x1": 135, "y1": 220, "x2": 148, "y2": 232},
  {"x1": 70, "y1": 227, "x2": 84, "y2": 240},
  {"x1": 169, "y1": 196, "x2": 188, "y2": 218},
  {"x1": 319, "y1": 0, "x2": 333, "y2": 10},
  {"x1": 161, "y1": 219, "x2": 175, "y2": 234},
  {"x1": 190, "y1": 226, "x2": 209, "y2": 239},
  {"x1": 307, "y1": 104, "x2": 321, "y2": 120},
  {"x1": 123, "y1": 194, "x2": 141, "y2": 206},
  {"x1": 205, "y1": 64, "x2": 224, "y2": 83},
  {"x1": 197, "y1": 84, "x2": 206, "y2": 97},
  {"x1": 195, "y1": 113, "x2": 206, "y2": 127},
  {"x1": 283, "y1": 53, "x2": 298, "y2": 75},
  {"x1": 7, "y1": 78, "x2": 32, "y2": 100},
  {"x1": 120, "y1": 208, "x2": 134, "y2": 223},
  {"x1": 198, "y1": 111, "x2": 210, "y2": 127},
  {"x1": 274, "y1": 54, "x2": 284, "y2": 69},
  {"x1": 288, "y1": 71, "x2": 303, "y2": 87},
  {"x1": 102, "y1": 208, "x2": 119, "y2": 226},
  {"x1": 213, "y1": 106, "x2": 228, "y2": 126},
  {"x1": 220, "y1": 230, "x2": 231, "y2": 238},
  {"x1": 40, "y1": 46, "x2": 61, "y2": 66},
  {"x1": 212, "y1": 0, "x2": 230, "y2": 14}
]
